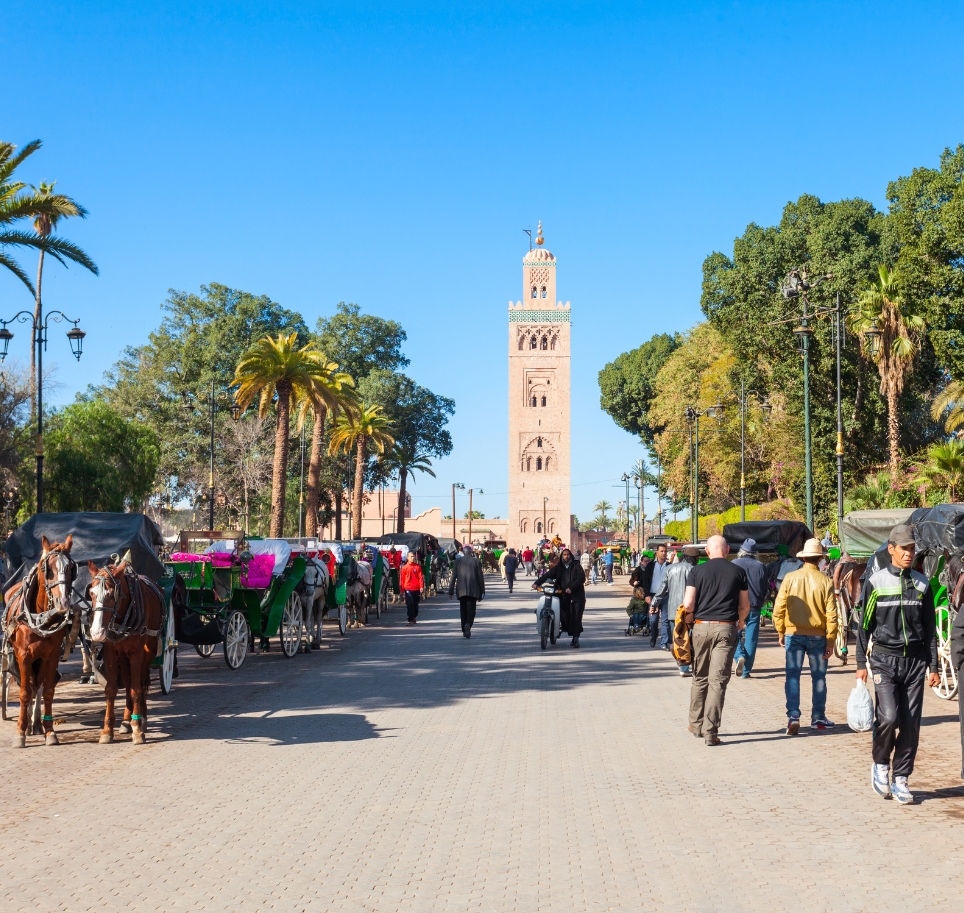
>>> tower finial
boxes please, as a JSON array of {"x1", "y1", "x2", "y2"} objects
[{"x1": 536, "y1": 221, "x2": 544, "y2": 245}]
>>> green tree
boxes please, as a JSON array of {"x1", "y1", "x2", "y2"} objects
[
  {"x1": 44, "y1": 401, "x2": 160, "y2": 512},
  {"x1": 914, "y1": 440, "x2": 964, "y2": 503},
  {"x1": 315, "y1": 302, "x2": 409, "y2": 381},
  {"x1": 931, "y1": 380, "x2": 964, "y2": 435},
  {"x1": 233, "y1": 333, "x2": 329, "y2": 536},
  {"x1": 593, "y1": 500, "x2": 612, "y2": 522}
]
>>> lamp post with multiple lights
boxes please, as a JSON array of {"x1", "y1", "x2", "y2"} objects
[{"x1": 684, "y1": 403, "x2": 723, "y2": 543}]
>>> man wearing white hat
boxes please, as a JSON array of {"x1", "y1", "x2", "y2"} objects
[{"x1": 773, "y1": 537, "x2": 838, "y2": 736}]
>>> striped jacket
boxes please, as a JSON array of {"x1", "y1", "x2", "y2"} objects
[{"x1": 856, "y1": 563, "x2": 938, "y2": 671}]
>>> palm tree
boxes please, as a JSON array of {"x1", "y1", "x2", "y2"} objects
[
  {"x1": 913, "y1": 441, "x2": 964, "y2": 503},
  {"x1": 297, "y1": 362, "x2": 355, "y2": 537},
  {"x1": 383, "y1": 441, "x2": 436, "y2": 533},
  {"x1": 931, "y1": 381, "x2": 964, "y2": 436},
  {"x1": 0, "y1": 141, "x2": 98, "y2": 294},
  {"x1": 327, "y1": 404, "x2": 394, "y2": 538},
  {"x1": 233, "y1": 333, "x2": 328, "y2": 536},
  {"x1": 593, "y1": 500, "x2": 612, "y2": 523},
  {"x1": 852, "y1": 264, "x2": 925, "y2": 474},
  {"x1": 845, "y1": 472, "x2": 893, "y2": 511}
]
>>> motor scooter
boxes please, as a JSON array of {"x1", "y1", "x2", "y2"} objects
[{"x1": 534, "y1": 582, "x2": 561, "y2": 650}]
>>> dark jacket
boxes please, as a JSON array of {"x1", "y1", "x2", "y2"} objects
[
  {"x1": 504, "y1": 554, "x2": 520, "y2": 576},
  {"x1": 535, "y1": 559, "x2": 586, "y2": 601},
  {"x1": 449, "y1": 554, "x2": 485, "y2": 600},
  {"x1": 639, "y1": 558, "x2": 670, "y2": 597},
  {"x1": 733, "y1": 555, "x2": 769, "y2": 610},
  {"x1": 856, "y1": 563, "x2": 939, "y2": 670}
]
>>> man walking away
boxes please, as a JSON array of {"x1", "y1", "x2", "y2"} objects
[
  {"x1": 579, "y1": 548, "x2": 592, "y2": 584},
  {"x1": 534, "y1": 547, "x2": 587, "y2": 647},
  {"x1": 683, "y1": 535, "x2": 749, "y2": 746},
  {"x1": 857, "y1": 524, "x2": 940, "y2": 804},
  {"x1": 604, "y1": 548, "x2": 615, "y2": 586},
  {"x1": 641, "y1": 543, "x2": 670, "y2": 648},
  {"x1": 498, "y1": 548, "x2": 508, "y2": 581},
  {"x1": 449, "y1": 544, "x2": 485, "y2": 638},
  {"x1": 504, "y1": 548, "x2": 519, "y2": 594},
  {"x1": 522, "y1": 546, "x2": 534, "y2": 576},
  {"x1": 654, "y1": 547, "x2": 699, "y2": 674},
  {"x1": 400, "y1": 550, "x2": 425, "y2": 625},
  {"x1": 772, "y1": 538, "x2": 837, "y2": 734},
  {"x1": 732, "y1": 538, "x2": 770, "y2": 678}
]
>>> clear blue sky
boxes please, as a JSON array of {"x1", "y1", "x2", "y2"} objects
[{"x1": 3, "y1": 1, "x2": 963, "y2": 525}]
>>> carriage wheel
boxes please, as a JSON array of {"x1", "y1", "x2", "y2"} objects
[
  {"x1": 338, "y1": 604, "x2": 348, "y2": 636},
  {"x1": 158, "y1": 605, "x2": 176, "y2": 695},
  {"x1": 279, "y1": 594, "x2": 303, "y2": 658},
  {"x1": 224, "y1": 610, "x2": 249, "y2": 670},
  {"x1": 195, "y1": 642, "x2": 217, "y2": 658}
]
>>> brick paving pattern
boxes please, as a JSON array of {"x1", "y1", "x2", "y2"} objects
[{"x1": 1, "y1": 576, "x2": 963, "y2": 912}]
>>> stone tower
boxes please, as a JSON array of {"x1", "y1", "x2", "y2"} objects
[{"x1": 508, "y1": 222, "x2": 571, "y2": 546}]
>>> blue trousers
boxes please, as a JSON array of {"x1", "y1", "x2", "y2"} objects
[
  {"x1": 784, "y1": 634, "x2": 828, "y2": 721},
  {"x1": 659, "y1": 608, "x2": 674, "y2": 649},
  {"x1": 733, "y1": 609, "x2": 761, "y2": 673}
]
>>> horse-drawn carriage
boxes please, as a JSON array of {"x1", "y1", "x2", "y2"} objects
[{"x1": 376, "y1": 532, "x2": 442, "y2": 598}]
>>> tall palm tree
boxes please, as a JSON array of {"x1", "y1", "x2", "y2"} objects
[
  {"x1": 931, "y1": 380, "x2": 964, "y2": 436},
  {"x1": 328, "y1": 404, "x2": 394, "y2": 538},
  {"x1": 382, "y1": 441, "x2": 436, "y2": 534},
  {"x1": 913, "y1": 441, "x2": 964, "y2": 503},
  {"x1": 0, "y1": 141, "x2": 97, "y2": 294},
  {"x1": 852, "y1": 264, "x2": 925, "y2": 474},
  {"x1": 297, "y1": 362, "x2": 355, "y2": 537},
  {"x1": 593, "y1": 500, "x2": 612, "y2": 522},
  {"x1": 233, "y1": 333, "x2": 328, "y2": 536}
]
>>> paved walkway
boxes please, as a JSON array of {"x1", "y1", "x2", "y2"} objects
[{"x1": 1, "y1": 576, "x2": 963, "y2": 912}]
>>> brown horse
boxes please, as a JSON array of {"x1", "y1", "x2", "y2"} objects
[
  {"x1": 88, "y1": 557, "x2": 164, "y2": 745},
  {"x1": 3, "y1": 535, "x2": 76, "y2": 748}
]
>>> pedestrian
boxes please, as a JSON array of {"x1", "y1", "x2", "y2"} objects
[
  {"x1": 772, "y1": 538, "x2": 837, "y2": 735},
  {"x1": 449, "y1": 544, "x2": 485, "y2": 638},
  {"x1": 504, "y1": 548, "x2": 519, "y2": 594},
  {"x1": 640, "y1": 543, "x2": 670, "y2": 648},
  {"x1": 400, "y1": 550, "x2": 425, "y2": 625},
  {"x1": 604, "y1": 548, "x2": 615, "y2": 586},
  {"x1": 654, "y1": 546, "x2": 699, "y2": 675},
  {"x1": 534, "y1": 547, "x2": 587, "y2": 647},
  {"x1": 953, "y1": 594, "x2": 964, "y2": 780},
  {"x1": 498, "y1": 548, "x2": 508, "y2": 581},
  {"x1": 732, "y1": 538, "x2": 770, "y2": 679},
  {"x1": 683, "y1": 535, "x2": 749, "y2": 746},
  {"x1": 579, "y1": 548, "x2": 592, "y2": 582},
  {"x1": 768, "y1": 543, "x2": 803, "y2": 597},
  {"x1": 522, "y1": 546, "x2": 534, "y2": 576},
  {"x1": 590, "y1": 550, "x2": 599, "y2": 585},
  {"x1": 856, "y1": 524, "x2": 940, "y2": 804}
]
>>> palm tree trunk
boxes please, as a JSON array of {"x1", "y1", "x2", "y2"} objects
[
  {"x1": 269, "y1": 382, "x2": 292, "y2": 537},
  {"x1": 304, "y1": 405, "x2": 327, "y2": 537},
  {"x1": 30, "y1": 248, "x2": 45, "y2": 418},
  {"x1": 397, "y1": 468, "x2": 408, "y2": 534},
  {"x1": 351, "y1": 434, "x2": 367, "y2": 538},
  {"x1": 887, "y1": 383, "x2": 901, "y2": 476}
]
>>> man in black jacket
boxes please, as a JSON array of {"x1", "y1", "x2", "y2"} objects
[
  {"x1": 449, "y1": 545, "x2": 486, "y2": 639},
  {"x1": 856, "y1": 525, "x2": 940, "y2": 804},
  {"x1": 534, "y1": 548, "x2": 587, "y2": 647}
]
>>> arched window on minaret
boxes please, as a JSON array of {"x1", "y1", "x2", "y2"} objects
[
  {"x1": 541, "y1": 336, "x2": 548, "y2": 350},
  {"x1": 548, "y1": 519, "x2": 555, "y2": 533},
  {"x1": 550, "y1": 336, "x2": 556, "y2": 351},
  {"x1": 541, "y1": 395, "x2": 547, "y2": 407},
  {"x1": 521, "y1": 520, "x2": 528, "y2": 533},
  {"x1": 518, "y1": 336, "x2": 524, "y2": 350},
  {"x1": 537, "y1": 437, "x2": 542, "y2": 447},
  {"x1": 526, "y1": 457, "x2": 531, "y2": 471},
  {"x1": 531, "y1": 285, "x2": 537, "y2": 299},
  {"x1": 541, "y1": 286, "x2": 547, "y2": 298},
  {"x1": 536, "y1": 521, "x2": 543, "y2": 534},
  {"x1": 536, "y1": 457, "x2": 542, "y2": 470},
  {"x1": 530, "y1": 336, "x2": 537, "y2": 350}
]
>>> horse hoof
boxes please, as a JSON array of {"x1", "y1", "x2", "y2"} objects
[
  {"x1": 45, "y1": 732, "x2": 59, "y2": 746},
  {"x1": 99, "y1": 732, "x2": 114, "y2": 744},
  {"x1": 120, "y1": 721, "x2": 132, "y2": 734},
  {"x1": 131, "y1": 730, "x2": 146, "y2": 745},
  {"x1": 11, "y1": 734, "x2": 26, "y2": 749}
]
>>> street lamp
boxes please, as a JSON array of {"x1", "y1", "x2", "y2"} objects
[
  {"x1": 543, "y1": 496, "x2": 548, "y2": 540},
  {"x1": 183, "y1": 380, "x2": 242, "y2": 531},
  {"x1": 718, "y1": 383, "x2": 772, "y2": 521},
  {"x1": 685, "y1": 403, "x2": 723, "y2": 543},
  {"x1": 0, "y1": 309, "x2": 86, "y2": 512},
  {"x1": 451, "y1": 482, "x2": 464, "y2": 541}
]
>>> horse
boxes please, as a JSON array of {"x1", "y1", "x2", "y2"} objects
[
  {"x1": 3, "y1": 535, "x2": 77, "y2": 747},
  {"x1": 346, "y1": 560, "x2": 373, "y2": 627},
  {"x1": 299, "y1": 556, "x2": 330, "y2": 651},
  {"x1": 87, "y1": 555, "x2": 165, "y2": 745}
]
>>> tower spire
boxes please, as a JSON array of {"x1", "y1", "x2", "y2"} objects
[{"x1": 536, "y1": 221, "x2": 544, "y2": 246}]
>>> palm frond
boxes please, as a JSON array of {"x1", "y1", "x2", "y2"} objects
[{"x1": 0, "y1": 249, "x2": 36, "y2": 294}]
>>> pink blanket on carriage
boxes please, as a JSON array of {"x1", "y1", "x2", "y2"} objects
[{"x1": 169, "y1": 552, "x2": 274, "y2": 588}]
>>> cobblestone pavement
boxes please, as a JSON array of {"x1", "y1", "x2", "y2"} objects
[{"x1": 2, "y1": 576, "x2": 963, "y2": 912}]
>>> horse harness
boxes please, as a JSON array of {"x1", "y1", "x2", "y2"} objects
[
  {"x1": 91, "y1": 565, "x2": 164, "y2": 643},
  {"x1": 3, "y1": 550, "x2": 77, "y2": 639}
]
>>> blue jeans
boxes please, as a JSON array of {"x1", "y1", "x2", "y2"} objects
[
  {"x1": 784, "y1": 634, "x2": 828, "y2": 721},
  {"x1": 733, "y1": 609, "x2": 761, "y2": 673},
  {"x1": 660, "y1": 607, "x2": 674, "y2": 649}
]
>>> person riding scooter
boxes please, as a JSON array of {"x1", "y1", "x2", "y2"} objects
[{"x1": 533, "y1": 547, "x2": 587, "y2": 648}]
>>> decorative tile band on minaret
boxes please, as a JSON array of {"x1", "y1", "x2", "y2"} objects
[{"x1": 507, "y1": 222, "x2": 572, "y2": 545}]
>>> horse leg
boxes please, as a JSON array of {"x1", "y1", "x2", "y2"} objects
[
  {"x1": 120, "y1": 656, "x2": 134, "y2": 734},
  {"x1": 129, "y1": 651, "x2": 146, "y2": 744},
  {"x1": 31, "y1": 675, "x2": 45, "y2": 736},
  {"x1": 100, "y1": 649, "x2": 118, "y2": 743},
  {"x1": 41, "y1": 648, "x2": 60, "y2": 746},
  {"x1": 12, "y1": 649, "x2": 32, "y2": 747}
]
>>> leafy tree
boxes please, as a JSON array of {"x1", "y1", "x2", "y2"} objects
[
  {"x1": 913, "y1": 441, "x2": 964, "y2": 503},
  {"x1": 598, "y1": 332, "x2": 681, "y2": 446},
  {"x1": 931, "y1": 380, "x2": 964, "y2": 435},
  {"x1": 327, "y1": 403, "x2": 395, "y2": 538},
  {"x1": 44, "y1": 401, "x2": 159, "y2": 511},
  {"x1": 463, "y1": 509, "x2": 485, "y2": 519},
  {"x1": 233, "y1": 333, "x2": 329, "y2": 536},
  {"x1": 315, "y1": 303, "x2": 409, "y2": 381}
]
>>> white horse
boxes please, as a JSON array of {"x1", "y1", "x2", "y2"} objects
[
  {"x1": 299, "y1": 556, "x2": 330, "y2": 651},
  {"x1": 347, "y1": 560, "x2": 373, "y2": 627}
]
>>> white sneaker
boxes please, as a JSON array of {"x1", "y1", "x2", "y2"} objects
[
  {"x1": 872, "y1": 763, "x2": 892, "y2": 799},
  {"x1": 891, "y1": 776, "x2": 914, "y2": 805}
]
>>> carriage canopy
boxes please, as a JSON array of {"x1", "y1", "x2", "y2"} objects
[
  {"x1": 721, "y1": 520, "x2": 812, "y2": 556},
  {"x1": 910, "y1": 503, "x2": 964, "y2": 555},
  {"x1": 839, "y1": 509, "x2": 918, "y2": 558}
]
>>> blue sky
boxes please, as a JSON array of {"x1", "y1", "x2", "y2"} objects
[{"x1": 2, "y1": 1, "x2": 963, "y2": 525}]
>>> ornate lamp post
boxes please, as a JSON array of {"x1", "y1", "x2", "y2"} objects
[
  {"x1": 0, "y1": 309, "x2": 86, "y2": 513},
  {"x1": 451, "y1": 482, "x2": 464, "y2": 540},
  {"x1": 718, "y1": 382, "x2": 772, "y2": 521},
  {"x1": 685, "y1": 403, "x2": 723, "y2": 543}
]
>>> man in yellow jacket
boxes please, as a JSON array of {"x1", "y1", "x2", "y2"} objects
[{"x1": 773, "y1": 538, "x2": 838, "y2": 736}]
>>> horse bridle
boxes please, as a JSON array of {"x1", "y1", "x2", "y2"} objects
[
  {"x1": 90, "y1": 565, "x2": 163, "y2": 642},
  {"x1": 5, "y1": 549, "x2": 77, "y2": 637}
]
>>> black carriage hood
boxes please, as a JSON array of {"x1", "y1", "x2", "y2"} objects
[
  {"x1": 910, "y1": 504, "x2": 964, "y2": 555},
  {"x1": 4, "y1": 512, "x2": 165, "y2": 594},
  {"x1": 721, "y1": 520, "x2": 813, "y2": 556},
  {"x1": 375, "y1": 531, "x2": 441, "y2": 554}
]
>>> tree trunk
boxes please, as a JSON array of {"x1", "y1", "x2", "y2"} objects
[
  {"x1": 30, "y1": 249, "x2": 45, "y2": 419},
  {"x1": 397, "y1": 468, "x2": 408, "y2": 533},
  {"x1": 304, "y1": 405, "x2": 327, "y2": 537},
  {"x1": 887, "y1": 382, "x2": 901, "y2": 477},
  {"x1": 269, "y1": 382, "x2": 291, "y2": 537},
  {"x1": 351, "y1": 434, "x2": 367, "y2": 538},
  {"x1": 334, "y1": 486, "x2": 342, "y2": 539}
]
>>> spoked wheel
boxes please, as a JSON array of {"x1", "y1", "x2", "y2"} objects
[
  {"x1": 195, "y1": 642, "x2": 216, "y2": 658},
  {"x1": 338, "y1": 604, "x2": 348, "y2": 636},
  {"x1": 279, "y1": 594, "x2": 303, "y2": 658},
  {"x1": 539, "y1": 612, "x2": 549, "y2": 650},
  {"x1": 158, "y1": 604, "x2": 176, "y2": 695},
  {"x1": 932, "y1": 606, "x2": 959, "y2": 700},
  {"x1": 223, "y1": 610, "x2": 249, "y2": 670}
]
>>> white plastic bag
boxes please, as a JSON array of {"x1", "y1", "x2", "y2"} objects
[{"x1": 847, "y1": 680, "x2": 874, "y2": 732}]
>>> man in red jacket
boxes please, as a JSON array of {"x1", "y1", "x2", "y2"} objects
[{"x1": 400, "y1": 551, "x2": 425, "y2": 625}]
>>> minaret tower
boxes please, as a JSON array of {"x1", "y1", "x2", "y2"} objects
[{"x1": 507, "y1": 222, "x2": 571, "y2": 545}]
